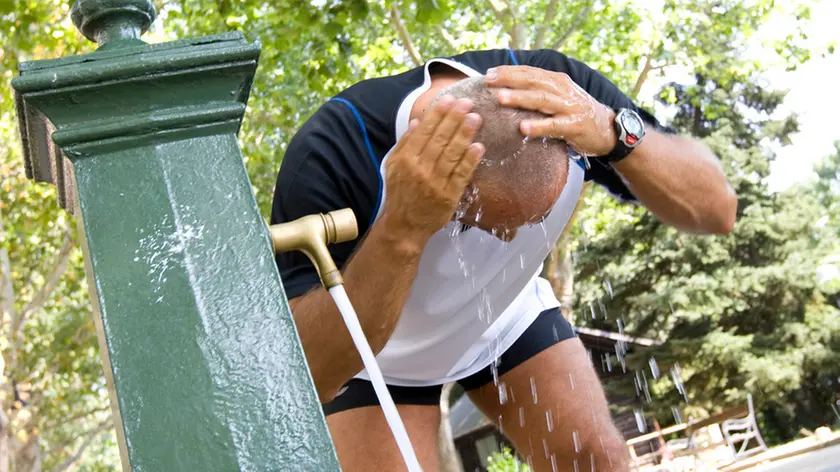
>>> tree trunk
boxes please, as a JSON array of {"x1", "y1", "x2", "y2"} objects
[
  {"x1": 438, "y1": 383, "x2": 464, "y2": 472},
  {"x1": 14, "y1": 434, "x2": 41, "y2": 472},
  {"x1": 556, "y1": 248, "x2": 574, "y2": 321},
  {"x1": 0, "y1": 410, "x2": 9, "y2": 472}
]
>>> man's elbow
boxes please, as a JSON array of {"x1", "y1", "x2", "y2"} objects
[{"x1": 706, "y1": 189, "x2": 738, "y2": 234}]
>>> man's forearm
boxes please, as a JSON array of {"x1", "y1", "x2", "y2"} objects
[
  {"x1": 288, "y1": 213, "x2": 424, "y2": 402},
  {"x1": 611, "y1": 129, "x2": 738, "y2": 234}
]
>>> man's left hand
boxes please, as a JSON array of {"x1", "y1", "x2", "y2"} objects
[{"x1": 485, "y1": 65, "x2": 617, "y2": 156}]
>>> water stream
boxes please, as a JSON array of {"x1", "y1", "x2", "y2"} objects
[{"x1": 328, "y1": 285, "x2": 423, "y2": 472}]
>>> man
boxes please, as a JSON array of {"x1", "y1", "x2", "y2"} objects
[{"x1": 271, "y1": 48, "x2": 737, "y2": 472}]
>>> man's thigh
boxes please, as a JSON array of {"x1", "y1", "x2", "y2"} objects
[
  {"x1": 467, "y1": 336, "x2": 630, "y2": 472},
  {"x1": 324, "y1": 381, "x2": 442, "y2": 472}
]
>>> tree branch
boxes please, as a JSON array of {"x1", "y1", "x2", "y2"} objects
[
  {"x1": 50, "y1": 421, "x2": 112, "y2": 472},
  {"x1": 436, "y1": 25, "x2": 458, "y2": 53},
  {"x1": 632, "y1": 54, "x2": 654, "y2": 97},
  {"x1": 18, "y1": 230, "x2": 74, "y2": 333},
  {"x1": 389, "y1": 5, "x2": 422, "y2": 67},
  {"x1": 551, "y1": 3, "x2": 592, "y2": 51},
  {"x1": 534, "y1": 0, "x2": 559, "y2": 49}
]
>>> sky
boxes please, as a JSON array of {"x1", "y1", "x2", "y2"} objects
[{"x1": 760, "y1": 0, "x2": 840, "y2": 191}]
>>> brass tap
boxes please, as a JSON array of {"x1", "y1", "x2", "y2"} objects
[{"x1": 269, "y1": 208, "x2": 358, "y2": 289}]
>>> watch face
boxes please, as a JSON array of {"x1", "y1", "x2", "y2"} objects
[{"x1": 622, "y1": 113, "x2": 644, "y2": 137}]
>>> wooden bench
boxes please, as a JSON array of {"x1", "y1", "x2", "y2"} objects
[{"x1": 626, "y1": 405, "x2": 750, "y2": 465}]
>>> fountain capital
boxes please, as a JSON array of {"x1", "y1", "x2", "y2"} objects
[{"x1": 71, "y1": 0, "x2": 156, "y2": 47}]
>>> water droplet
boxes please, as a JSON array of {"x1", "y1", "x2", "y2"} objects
[
  {"x1": 649, "y1": 357, "x2": 660, "y2": 380},
  {"x1": 573, "y1": 430, "x2": 581, "y2": 453},
  {"x1": 590, "y1": 453, "x2": 595, "y2": 472},
  {"x1": 530, "y1": 376, "x2": 538, "y2": 404},
  {"x1": 522, "y1": 136, "x2": 530, "y2": 144},
  {"x1": 551, "y1": 454, "x2": 558, "y2": 472},
  {"x1": 671, "y1": 363, "x2": 688, "y2": 402},
  {"x1": 604, "y1": 280, "x2": 613, "y2": 298},
  {"x1": 546, "y1": 410, "x2": 554, "y2": 432},
  {"x1": 475, "y1": 205, "x2": 484, "y2": 223},
  {"x1": 617, "y1": 319, "x2": 624, "y2": 334},
  {"x1": 498, "y1": 381, "x2": 508, "y2": 405},
  {"x1": 491, "y1": 359, "x2": 499, "y2": 386},
  {"x1": 569, "y1": 373, "x2": 576, "y2": 391},
  {"x1": 498, "y1": 415, "x2": 504, "y2": 435},
  {"x1": 543, "y1": 438, "x2": 550, "y2": 459},
  {"x1": 672, "y1": 406, "x2": 683, "y2": 424},
  {"x1": 573, "y1": 458, "x2": 579, "y2": 472},
  {"x1": 541, "y1": 137, "x2": 548, "y2": 149},
  {"x1": 519, "y1": 254, "x2": 525, "y2": 269},
  {"x1": 519, "y1": 407, "x2": 526, "y2": 427},
  {"x1": 634, "y1": 409, "x2": 647, "y2": 433}
]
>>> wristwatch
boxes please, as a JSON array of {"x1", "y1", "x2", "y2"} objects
[{"x1": 602, "y1": 108, "x2": 646, "y2": 163}]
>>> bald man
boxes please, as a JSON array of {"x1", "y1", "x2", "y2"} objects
[{"x1": 271, "y1": 49, "x2": 737, "y2": 472}]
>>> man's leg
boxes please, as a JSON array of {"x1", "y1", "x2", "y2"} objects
[
  {"x1": 464, "y1": 310, "x2": 630, "y2": 472},
  {"x1": 324, "y1": 380, "x2": 442, "y2": 472}
]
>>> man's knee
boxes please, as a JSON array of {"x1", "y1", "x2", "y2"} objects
[{"x1": 579, "y1": 425, "x2": 630, "y2": 471}]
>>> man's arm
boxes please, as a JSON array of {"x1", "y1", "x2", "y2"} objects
[
  {"x1": 288, "y1": 214, "x2": 423, "y2": 402},
  {"x1": 608, "y1": 123, "x2": 737, "y2": 234},
  {"x1": 287, "y1": 96, "x2": 484, "y2": 402}
]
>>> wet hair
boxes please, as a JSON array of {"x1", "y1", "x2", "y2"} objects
[{"x1": 435, "y1": 77, "x2": 569, "y2": 226}]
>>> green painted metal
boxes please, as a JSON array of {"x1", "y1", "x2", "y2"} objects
[{"x1": 12, "y1": 1, "x2": 340, "y2": 470}]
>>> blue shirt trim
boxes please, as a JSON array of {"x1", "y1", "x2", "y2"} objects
[
  {"x1": 508, "y1": 49, "x2": 519, "y2": 65},
  {"x1": 330, "y1": 97, "x2": 383, "y2": 228}
]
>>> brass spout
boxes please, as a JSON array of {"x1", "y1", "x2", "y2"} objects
[{"x1": 270, "y1": 208, "x2": 358, "y2": 289}]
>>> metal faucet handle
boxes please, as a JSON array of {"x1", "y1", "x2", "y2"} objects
[{"x1": 322, "y1": 208, "x2": 358, "y2": 245}]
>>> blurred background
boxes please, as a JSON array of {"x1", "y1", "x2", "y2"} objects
[{"x1": 1, "y1": 0, "x2": 838, "y2": 470}]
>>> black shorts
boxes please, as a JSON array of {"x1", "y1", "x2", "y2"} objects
[{"x1": 323, "y1": 307, "x2": 576, "y2": 416}]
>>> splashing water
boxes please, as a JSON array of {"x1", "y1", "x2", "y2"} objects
[
  {"x1": 543, "y1": 438, "x2": 550, "y2": 459},
  {"x1": 541, "y1": 137, "x2": 548, "y2": 149},
  {"x1": 573, "y1": 430, "x2": 581, "y2": 453},
  {"x1": 573, "y1": 459, "x2": 579, "y2": 472},
  {"x1": 452, "y1": 234, "x2": 469, "y2": 278},
  {"x1": 519, "y1": 254, "x2": 525, "y2": 269},
  {"x1": 641, "y1": 370, "x2": 652, "y2": 403},
  {"x1": 491, "y1": 359, "x2": 500, "y2": 386},
  {"x1": 569, "y1": 373, "x2": 576, "y2": 391},
  {"x1": 530, "y1": 376, "x2": 539, "y2": 404},
  {"x1": 546, "y1": 410, "x2": 554, "y2": 432},
  {"x1": 474, "y1": 205, "x2": 484, "y2": 223},
  {"x1": 522, "y1": 136, "x2": 530, "y2": 145},
  {"x1": 649, "y1": 357, "x2": 660, "y2": 380},
  {"x1": 671, "y1": 363, "x2": 688, "y2": 402},
  {"x1": 551, "y1": 455, "x2": 558, "y2": 472},
  {"x1": 634, "y1": 409, "x2": 647, "y2": 433},
  {"x1": 831, "y1": 402, "x2": 840, "y2": 420},
  {"x1": 590, "y1": 454, "x2": 595, "y2": 472},
  {"x1": 519, "y1": 407, "x2": 526, "y2": 427},
  {"x1": 498, "y1": 415, "x2": 505, "y2": 435},
  {"x1": 478, "y1": 289, "x2": 492, "y2": 324},
  {"x1": 498, "y1": 381, "x2": 508, "y2": 405},
  {"x1": 672, "y1": 406, "x2": 683, "y2": 424},
  {"x1": 589, "y1": 302, "x2": 596, "y2": 319},
  {"x1": 604, "y1": 280, "x2": 613, "y2": 298}
]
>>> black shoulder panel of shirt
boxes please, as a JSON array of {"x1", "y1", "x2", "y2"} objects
[{"x1": 271, "y1": 49, "x2": 677, "y2": 299}]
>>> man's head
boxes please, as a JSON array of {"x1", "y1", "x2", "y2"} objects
[{"x1": 433, "y1": 77, "x2": 569, "y2": 239}]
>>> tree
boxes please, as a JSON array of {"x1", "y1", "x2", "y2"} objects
[{"x1": 572, "y1": 19, "x2": 838, "y2": 444}]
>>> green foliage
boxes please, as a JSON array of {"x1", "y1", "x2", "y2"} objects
[{"x1": 486, "y1": 447, "x2": 530, "y2": 472}]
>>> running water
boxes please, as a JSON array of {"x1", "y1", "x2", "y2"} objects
[
  {"x1": 573, "y1": 430, "x2": 581, "y2": 453},
  {"x1": 546, "y1": 410, "x2": 554, "y2": 432},
  {"x1": 530, "y1": 376, "x2": 539, "y2": 404},
  {"x1": 832, "y1": 402, "x2": 840, "y2": 420},
  {"x1": 634, "y1": 409, "x2": 647, "y2": 433},
  {"x1": 672, "y1": 406, "x2": 683, "y2": 424},
  {"x1": 649, "y1": 357, "x2": 660, "y2": 380},
  {"x1": 328, "y1": 285, "x2": 422, "y2": 472},
  {"x1": 670, "y1": 363, "x2": 688, "y2": 402}
]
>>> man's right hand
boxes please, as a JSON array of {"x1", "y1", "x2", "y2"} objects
[{"x1": 380, "y1": 95, "x2": 485, "y2": 250}]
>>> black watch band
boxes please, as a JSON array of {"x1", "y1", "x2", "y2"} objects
[{"x1": 602, "y1": 108, "x2": 646, "y2": 163}]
